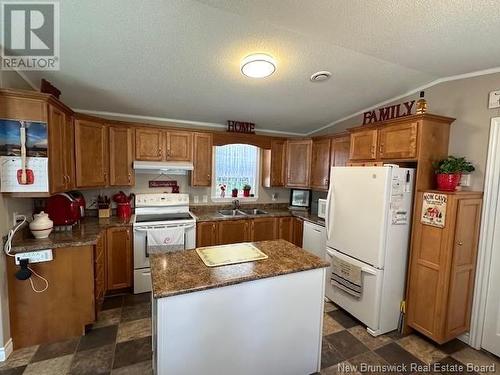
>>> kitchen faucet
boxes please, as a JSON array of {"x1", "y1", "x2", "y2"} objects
[{"x1": 232, "y1": 199, "x2": 240, "y2": 210}]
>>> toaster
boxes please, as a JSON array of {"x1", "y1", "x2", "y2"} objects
[{"x1": 46, "y1": 193, "x2": 81, "y2": 227}]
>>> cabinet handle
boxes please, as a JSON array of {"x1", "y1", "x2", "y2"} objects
[
  {"x1": 126, "y1": 230, "x2": 130, "y2": 241},
  {"x1": 207, "y1": 174, "x2": 210, "y2": 179},
  {"x1": 104, "y1": 172, "x2": 108, "y2": 183},
  {"x1": 158, "y1": 148, "x2": 162, "y2": 157},
  {"x1": 457, "y1": 241, "x2": 463, "y2": 246},
  {"x1": 324, "y1": 178, "x2": 329, "y2": 186},
  {"x1": 128, "y1": 173, "x2": 132, "y2": 184}
]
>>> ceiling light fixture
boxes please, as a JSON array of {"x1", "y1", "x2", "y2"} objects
[
  {"x1": 240, "y1": 54, "x2": 276, "y2": 78},
  {"x1": 310, "y1": 71, "x2": 332, "y2": 82}
]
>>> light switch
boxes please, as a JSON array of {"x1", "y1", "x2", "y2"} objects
[
  {"x1": 202, "y1": 195, "x2": 208, "y2": 203},
  {"x1": 193, "y1": 195, "x2": 199, "y2": 204},
  {"x1": 488, "y1": 90, "x2": 500, "y2": 109}
]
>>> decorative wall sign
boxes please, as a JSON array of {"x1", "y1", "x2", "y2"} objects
[
  {"x1": 421, "y1": 192, "x2": 447, "y2": 228},
  {"x1": 149, "y1": 180, "x2": 178, "y2": 189},
  {"x1": 362, "y1": 100, "x2": 415, "y2": 125},
  {"x1": 227, "y1": 120, "x2": 255, "y2": 134}
]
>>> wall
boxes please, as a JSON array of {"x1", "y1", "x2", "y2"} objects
[
  {"x1": 312, "y1": 72, "x2": 500, "y2": 191},
  {"x1": 0, "y1": 71, "x2": 35, "y2": 357}
]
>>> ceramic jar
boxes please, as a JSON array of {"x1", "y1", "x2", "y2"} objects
[{"x1": 29, "y1": 211, "x2": 53, "y2": 239}]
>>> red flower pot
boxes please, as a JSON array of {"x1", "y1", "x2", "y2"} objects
[
  {"x1": 243, "y1": 189, "x2": 250, "y2": 197},
  {"x1": 436, "y1": 173, "x2": 461, "y2": 191}
]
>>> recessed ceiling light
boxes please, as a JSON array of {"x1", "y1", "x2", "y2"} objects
[
  {"x1": 240, "y1": 54, "x2": 276, "y2": 78},
  {"x1": 310, "y1": 71, "x2": 332, "y2": 82}
]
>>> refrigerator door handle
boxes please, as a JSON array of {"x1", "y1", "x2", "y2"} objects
[{"x1": 325, "y1": 185, "x2": 334, "y2": 240}]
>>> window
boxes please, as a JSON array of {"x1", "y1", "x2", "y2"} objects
[{"x1": 212, "y1": 144, "x2": 259, "y2": 200}]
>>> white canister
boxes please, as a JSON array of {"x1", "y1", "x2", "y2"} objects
[{"x1": 29, "y1": 211, "x2": 54, "y2": 239}]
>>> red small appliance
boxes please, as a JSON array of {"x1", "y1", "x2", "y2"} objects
[
  {"x1": 68, "y1": 191, "x2": 86, "y2": 218},
  {"x1": 46, "y1": 193, "x2": 81, "y2": 227}
]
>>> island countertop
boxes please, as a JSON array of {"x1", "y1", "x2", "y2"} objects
[{"x1": 150, "y1": 239, "x2": 330, "y2": 299}]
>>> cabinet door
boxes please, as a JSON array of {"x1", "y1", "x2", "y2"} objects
[
  {"x1": 48, "y1": 105, "x2": 67, "y2": 193},
  {"x1": 378, "y1": 122, "x2": 418, "y2": 160},
  {"x1": 292, "y1": 218, "x2": 304, "y2": 247},
  {"x1": 191, "y1": 132, "x2": 213, "y2": 187},
  {"x1": 106, "y1": 227, "x2": 132, "y2": 291},
  {"x1": 75, "y1": 119, "x2": 108, "y2": 188},
  {"x1": 310, "y1": 138, "x2": 331, "y2": 191},
  {"x1": 109, "y1": 127, "x2": 134, "y2": 186},
  {"x1": 251, "y1": 218, "x2": 277, "y2": 241},
  {"x1": 196, "y1": 221, "x2": 218, "y2": 247},
  {"x1": 135, "y1": 128, "x2": 163, "y2": 161},
  {"x1": 166, "y1": 130, "x2": 192, "y2": 161},
  {"x1": 349, "y1": 130, "x2": 378, "y2": 160},
  {"x1": 286, "y1": 139, "x2": 312, "y2": 188},
  {"x1": 445, "y1": 198, "x2": 482, "y2": 339},
  {"x1": 278, "y1": 217, "x2": 294, "y2": 242},
  {"x1": 218, "y1": 220, "x2": 249, "y2": 245},
  {"x1": 270, "y1": 140, "x2": 286, "y2": 187},
  {"x1": 94, "y1": 232, "x2": 106, "y2": 313},
  {"x1": 331, "y1": 135, "x2": 350, "y2": 167}
]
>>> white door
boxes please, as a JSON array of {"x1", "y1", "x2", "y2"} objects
[
  {"x1": 326, "y1": 167, "x2": 391, "y2": 268},
  {"x1": 481, "y1": 201, "x2": 500, "y2": 357}
]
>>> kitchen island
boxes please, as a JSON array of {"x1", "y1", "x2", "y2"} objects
[{"x1": 150, "y1": 239, "x2": 329, "y2": 375}]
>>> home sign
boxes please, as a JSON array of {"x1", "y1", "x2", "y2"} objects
[
  {"x1": 227, "y1": 120, "x2": 255, "y2": 134},
  {"x1": 362, "y1": 100, "x2": 415, "y2": 125}
]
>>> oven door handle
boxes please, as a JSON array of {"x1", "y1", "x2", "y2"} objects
[{"x1": 134, "y1": 224, "x2": 196, "y2": 231}]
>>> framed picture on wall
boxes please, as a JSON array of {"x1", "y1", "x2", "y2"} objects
[{"x1": 289, "y1": 189, "x2": 311, "y2": 210}]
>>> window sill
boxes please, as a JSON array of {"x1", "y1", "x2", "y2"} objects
[{"x1": 211, "y1": 197, "x2": 258, "y2": 203}]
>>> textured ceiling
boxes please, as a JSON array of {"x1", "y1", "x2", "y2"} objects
[{"x1": 23, "y1": 0, "x2": 500, "y2": 134}]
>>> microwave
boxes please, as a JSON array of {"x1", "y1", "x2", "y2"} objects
[{"x1": 317, "y1": 199, "x2": 327, "y2": 219}]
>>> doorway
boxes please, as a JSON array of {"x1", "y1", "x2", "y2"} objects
[{"x1": 470, "y1": 117, "x2": 500, "y2": 357}]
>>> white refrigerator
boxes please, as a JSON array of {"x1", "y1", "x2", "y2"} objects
[{"x1": 325, "y1": 166, "x2": 414, "y2": 336}]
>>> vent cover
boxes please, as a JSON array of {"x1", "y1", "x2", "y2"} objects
[{"x1": 310, "y1": 71, "x2": 332, "y2": 82}]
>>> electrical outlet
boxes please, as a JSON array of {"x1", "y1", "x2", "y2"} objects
[
  {"x1": 202, "y1": 195, "x2": 208, "y2": 203},
  {"x1": 12, "y1": 212, "x2": 25, "y2": 226},
  {"x1": 272, "y1": 193, "x2": 278, "y2": 201},
  {"x1": 193, "y1": 195, "x2": 199, "y2": 204},
  {"x1": 488, "y1": 90, "x2": 500, "y2": 109},
  {"x1": 460, "y1": 174, "x2": 471, "y2": 187},
  {"x1": 15, "y1": 249, "x2": 53, "y2": 265}
]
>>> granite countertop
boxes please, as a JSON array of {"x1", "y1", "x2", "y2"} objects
[
  {"x1": 150, "y1": 239, "x2": 330, "y2": 299},
  {"x1": 7, "y1": 216, "x2": 133, "y2": 254}
]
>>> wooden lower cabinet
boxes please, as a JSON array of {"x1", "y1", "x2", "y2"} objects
[
  {"x1": 106, "y1": 227, "x2": 132, "y2": 291},
  {"x1": 7, "y1": 246, "x2": 95, "y2": 349},
  {"x1": 196, "y1": 221, "x2": 218, "y2": 247},
  {"x1": 278, "y1": 217, "x2": 294, "y2": 242},
  {"x1": 406, "y1": 191, "x2": 482, "y2": 344},
  {"x1": 251, "y1": 217, "x2": 277, "y2": 241},
  {"x1": 292, "y1": 217, "x2": 304, "y2": 247},
  {"x1": 94, "y1": 232, "x2": 106, "y2": 314},
  {"x1": 218, "y1": 220, "x2": 250, "y2": 245}
]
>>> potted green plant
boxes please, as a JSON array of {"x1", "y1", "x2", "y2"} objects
[
  {"x1": 433, "y1": 156, "x2": 475, "y2": 191},
  {"x1": 243, "y1": 184, "x2": 251, "y2": 197}
]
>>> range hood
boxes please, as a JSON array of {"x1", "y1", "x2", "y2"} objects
[{"x1": 133, "y1": 161, "x2": 194, "y2": 175}]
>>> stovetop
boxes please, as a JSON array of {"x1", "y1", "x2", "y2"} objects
[{"x1": 135, "y1": 212, "x2": 194, "y2": 223}]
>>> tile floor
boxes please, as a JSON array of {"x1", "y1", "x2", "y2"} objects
[{"x1": 0, "y1": 295, "x2": 498, "y2": 374}]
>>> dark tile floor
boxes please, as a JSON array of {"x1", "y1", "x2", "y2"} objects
[{"x1": 0, "y1": 295, "x2": 498, "y2": 374}]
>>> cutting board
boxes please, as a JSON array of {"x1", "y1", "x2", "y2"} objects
[{"x1": 196, "y1": 243, "x2": 268, "y2": 267}]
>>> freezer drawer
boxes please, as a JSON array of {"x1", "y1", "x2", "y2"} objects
[
  {"x1": 325, "y1": 248, "x2": 384, "y2": 334},
  {"x1": 134, "y1": 268, "x2": 152, "y2": 294}
]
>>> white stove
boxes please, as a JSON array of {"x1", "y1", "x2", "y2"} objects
[{"x1": 133, "y1": 193, "x2": 196, "y2": 293}]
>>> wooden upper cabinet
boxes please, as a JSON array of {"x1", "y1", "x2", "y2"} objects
[
  {"x1": 310, "y1": 138, "x2": 331, "y2": 191},
  {"x1": 406, "y1": 191, "x2": 482, "y2": 344},
  {"x1": 48, "y1": 105, "x2": 75, "y2": 193},
  {"x1": 331, "y1": 135, "x2": 350, "y2": 167},
  {"x1": 218, "y1": 220, "x2": 249, "y2": 245},
  {"x1": 270, "y1": 140, "x2": 286, "y2": 186},
  {"x1": 135, "y1": 128, "x2": 163, "y2": 161},
  {"x1": 191, "y1": 132, "x2": 213, "y2": 187},
  {"x1": 379, "y1": 122, "x2": 418, "y2": 160},
  {"x1": 196, "y1": 221, "x2": 218, "y2": 247},
  {"x1": 106, "y1": 227, "x2": 132, "y2": 291},
  {"x1": 166, "y1": 130, "x2": 192, "y2": 161},
  {"x1": 286, "y1": 139, "x2": 312, "y2": 188},
  {"x1": 349, "y1": 129, "x2": 378, "y2": 160},
  {"x1": 251, "y1": 217, "x2": 277, "y2": 241},
  {"x1": 74, "y1": 118, "x2": 109, "y2": 188},
  {"x1": 109, "y1": 127, "x2": 134, "y2": 186}
]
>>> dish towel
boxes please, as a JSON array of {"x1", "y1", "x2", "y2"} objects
[
  {"x1": 146, "y1": 227, "x2": 185, "y2": 255},
  {"x1": 331, "y1": 255, "x2": 363, "y2": 298}
]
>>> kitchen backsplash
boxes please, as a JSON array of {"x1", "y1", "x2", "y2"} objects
[{"x1": 80, "y1": 174, "x2": 291, "y2": 209}]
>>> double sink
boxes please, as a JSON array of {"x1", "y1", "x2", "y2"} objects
[{"x1": 218, "y1": 208, "x2": 269, "y2": 217}]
